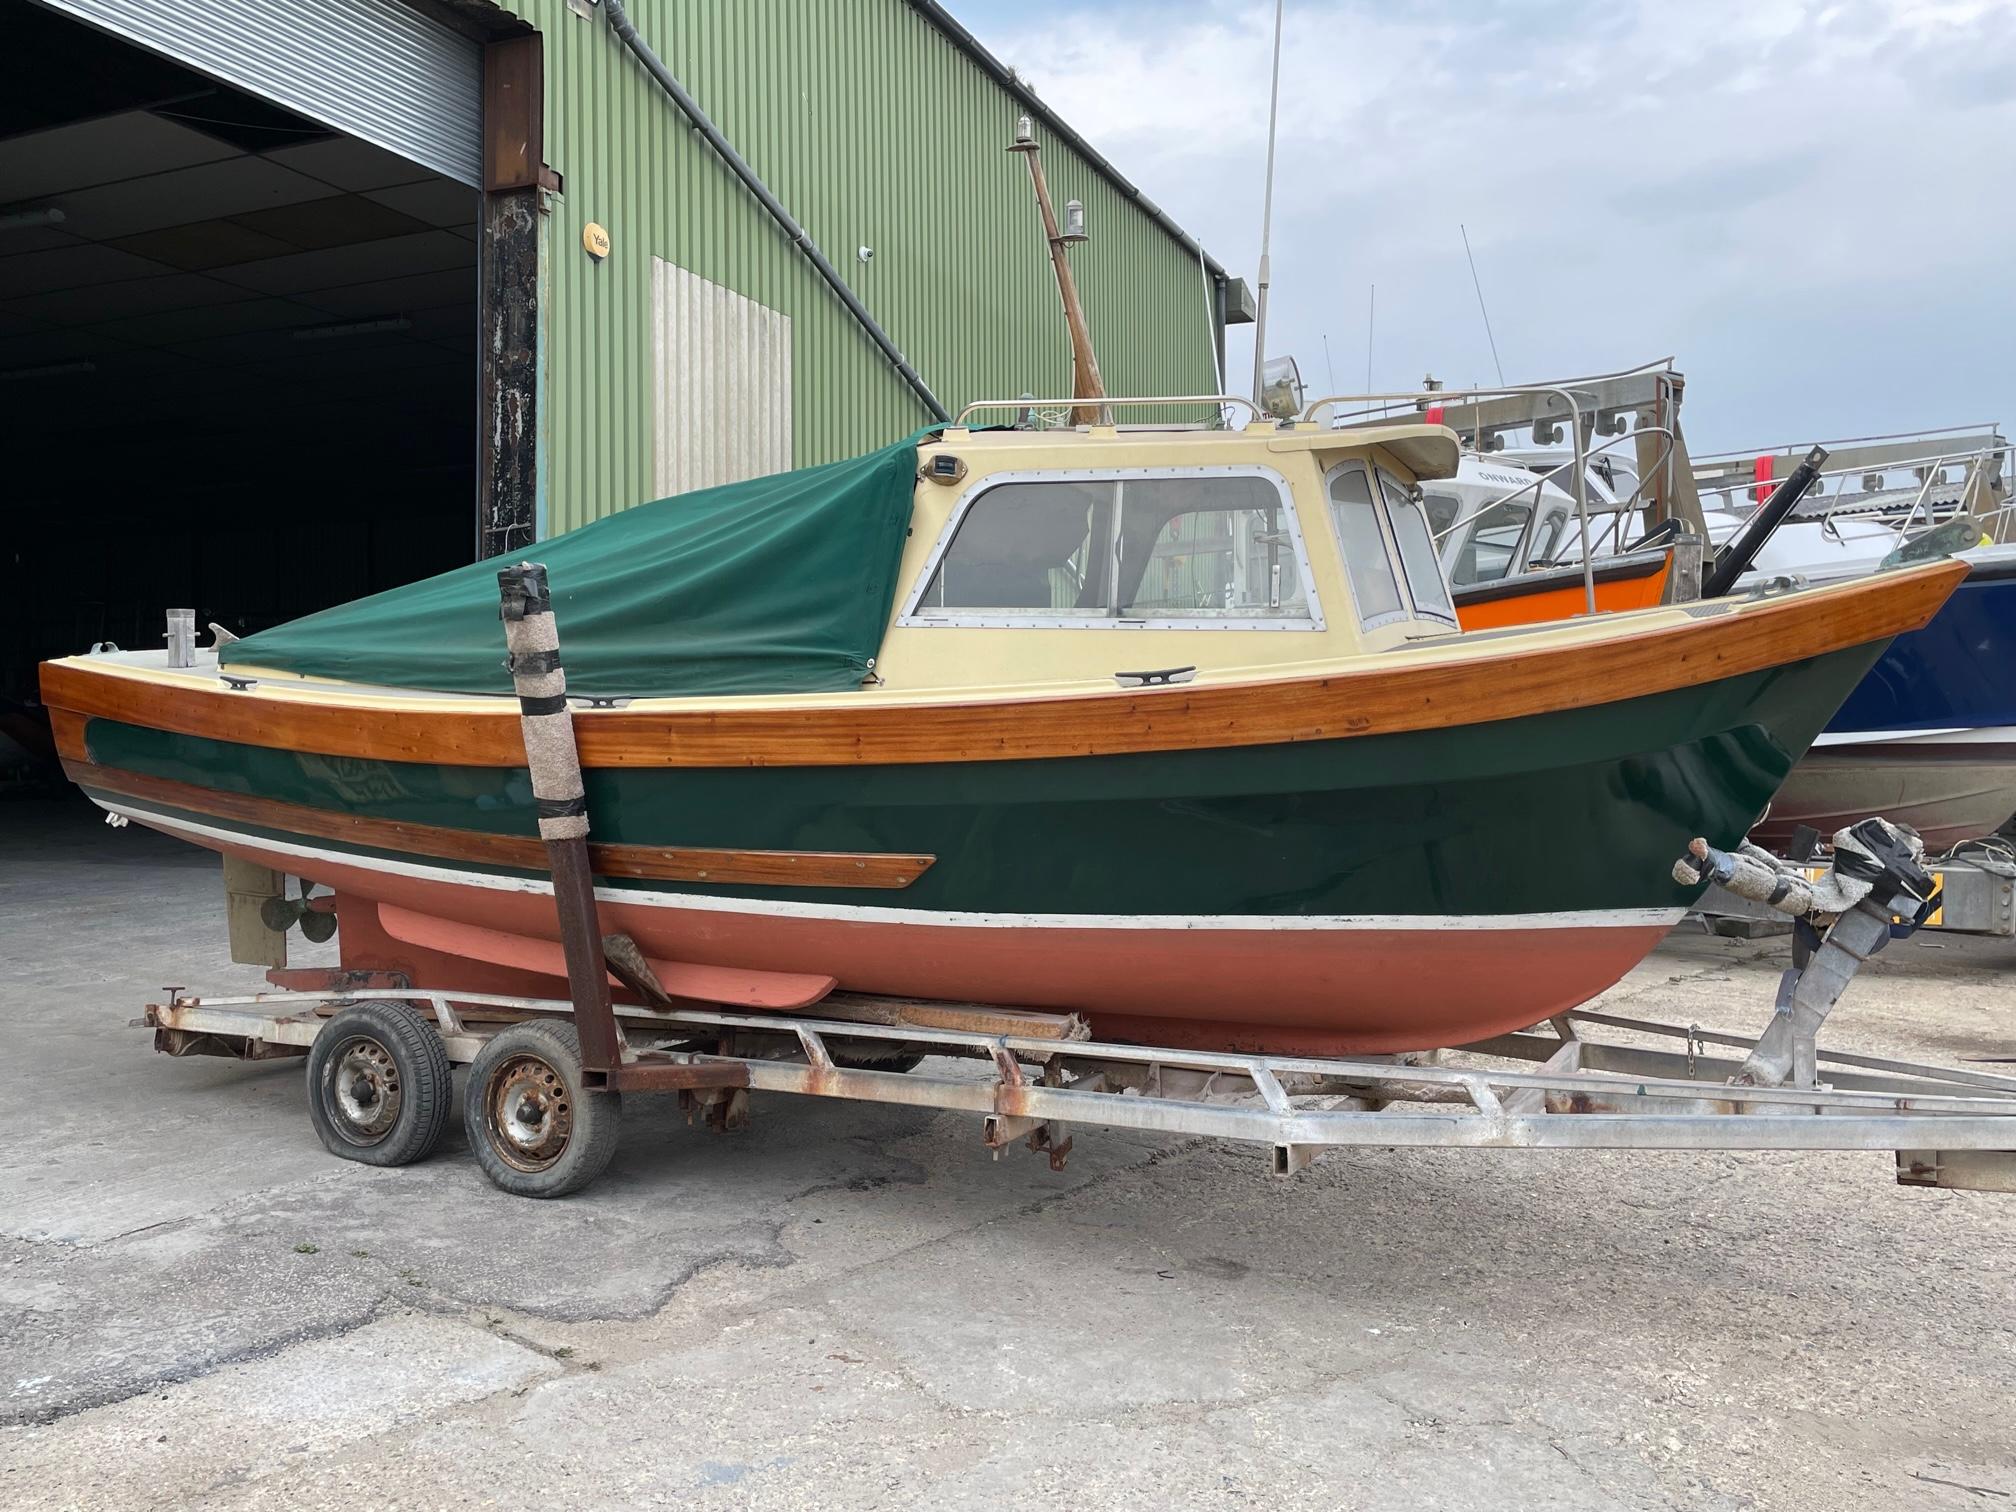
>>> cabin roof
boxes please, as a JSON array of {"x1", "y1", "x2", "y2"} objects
[{"x1": 924, "y1": 421, "x2": 1462, "y2": 480}]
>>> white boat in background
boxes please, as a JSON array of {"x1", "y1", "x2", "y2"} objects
[
  {"x1": 1417, "y1": 451, "x2": 1689, "y2": 627},
  {"x1": 1694, "y1": 429, "x2": 2016, "y2": 849}
]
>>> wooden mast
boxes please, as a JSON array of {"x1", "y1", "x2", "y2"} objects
[{"x1": 1011, "y1": 117, "x2": 1109, "y2": 426}]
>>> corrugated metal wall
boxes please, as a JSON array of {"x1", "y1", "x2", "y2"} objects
[
  {"x1": 43, "y1": 0, "x2": 482, "y2": 184},
  {"x1": 501, "y1": 0, "x2": 1224, "y2": 533}
]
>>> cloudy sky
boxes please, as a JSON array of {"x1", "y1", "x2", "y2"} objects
[{"x1": 951, "y1": 0, "x2": 2014, "y2": 451}]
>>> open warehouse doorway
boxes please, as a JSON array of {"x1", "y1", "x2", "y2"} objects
[{"x1": 0, "y1": 0, "x2": 492, "y2": 797}]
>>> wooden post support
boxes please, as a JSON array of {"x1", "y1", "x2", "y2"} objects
[{"x1": 497, "y1": 562, "x2": 622, "y2": 1076}]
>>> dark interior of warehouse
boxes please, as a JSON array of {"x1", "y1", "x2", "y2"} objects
[{"x1": 0, "y1": 0, "x2": 478, "y2": 784}]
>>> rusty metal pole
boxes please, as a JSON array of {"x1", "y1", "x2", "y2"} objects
[
  {"x1": 1011, "y1": 122, "x2": 1108, "y2": 426},
  {"x1": 497, "y1": 562, "x2": 621, "y2": 1078}
]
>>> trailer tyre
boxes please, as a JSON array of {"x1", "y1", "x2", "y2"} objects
[
  {"x1": 306, "y1": 1001, "x2": 453, "y2": 1167},
  {"x1": 464, "y1": 1020, "x2": 620, "y2": 1198}
]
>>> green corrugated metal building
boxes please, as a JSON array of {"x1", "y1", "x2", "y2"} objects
[{"x1": 506, "y1": 0, "x2": 1235, "y2": 539}]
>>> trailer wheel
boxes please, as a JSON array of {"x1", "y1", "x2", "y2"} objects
[
  {"x1": 305, "y1": 1001, "x2": 452, "y2": 1167},
  {"x1": 464, "y1": 1020, "x2": 620, "y2": 1198}
]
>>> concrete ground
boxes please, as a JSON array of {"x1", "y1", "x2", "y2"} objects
[{"x1": 3, "y1": 790, "x2": 2014, "y2": 1511}]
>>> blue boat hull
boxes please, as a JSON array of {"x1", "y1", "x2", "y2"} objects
[{"x1": 1825, "y1": 551, "x2": 2016, "y2": 734}]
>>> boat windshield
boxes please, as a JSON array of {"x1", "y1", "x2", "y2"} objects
[
  {"x1": 1325, "y1": 462, "x2": 1459, "y2": 629},
  {"x1": 1326, "y1": 465, "x2": 1407, "y2": 625},
  {"x1": 1422, "y1": 488, "x2": 1462, "y2": 540},
  {"x1": 911, "y1": 470, "x2": 1315, "y2": 624},
  {"x1": 1379, "y1": 470, "x2": 1457, "y2": 623},
  {"x1": 1447, "y1": 498, "x2": 1533, "y2": 586},
  {"x1": 1528, "y1": 505, "x2": 1573, "y2": 565}
]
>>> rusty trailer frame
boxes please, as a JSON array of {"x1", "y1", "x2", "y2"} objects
[{"x1": 142, "y1": 989, "x2": 2016, "y2": 1193}]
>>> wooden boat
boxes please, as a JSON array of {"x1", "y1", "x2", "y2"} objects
[{"x1": 42, "y1": 412, "x2": 1964, "y2": 1055}]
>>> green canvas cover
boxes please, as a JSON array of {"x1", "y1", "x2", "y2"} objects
[{"x1": 222, "y1": 435, "x2": 924, "y2": 698}]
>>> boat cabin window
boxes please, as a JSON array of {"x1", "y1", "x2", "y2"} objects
[
  {"x1": 1324, "y1": 462, "x2": 1457, "y2": 629},
  {"x1": 1324, "y1": 465, "x2": 1406, "y2": 625},
  {"x1": 906, "y1": 468, "x2": 1320, "y2": 628},
  {"x1": 1528, "y1": 506, "x2": 1573, "y2": 565},
  {"x1": 1421, "y1": 488, "x2": 1461, "y2": 540},
  {"x1": 1380, "y1": 469, "x2": 1457, "y2": 622},
  {"x1": 1447, "y1": 497, "x2": 1534, "y2": 586}
]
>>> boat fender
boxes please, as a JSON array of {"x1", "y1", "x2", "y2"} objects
[
  {"x1": 499, "y1": 567, "x2": 590, "y2": 844},
  {"x1": 506, "y1": 648, "x2": 562, "y2": 677},
  {"x1": 1672, "y1": 818, "x2": 1930, "y2": 922},
  {"x1": 1829, "y1": 817, "x2": 1935, "y2": 915}
]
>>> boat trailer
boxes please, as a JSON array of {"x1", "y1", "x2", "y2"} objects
[
  {"x1": 138, "y1": 798, "x2": 2016, "y2": 1201},
  {"x1": 133, "y1": 565, "x2": 2016, "y2": 1198},
  {"x1": 139, "y1": 798, "x2": 2016, "y2": 1198},
  {"x1": 141, "y1": 970, "x2": 2016, "y2": 1199}
]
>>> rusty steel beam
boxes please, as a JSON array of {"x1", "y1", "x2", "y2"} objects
[
  {"x1": 813, "y1": 992, "x2": 1089, "y2": 1041},
  {"x1": 607, "y1": 1059, "x2": 752, "y2": 1093}
]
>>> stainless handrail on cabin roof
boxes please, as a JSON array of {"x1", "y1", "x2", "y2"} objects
[
  {"x1": 1430, "y1": 428, "x2": 1679, "y2": 566},
  {"x1": 1889, "y1": 446, "x2": 2006, "y2": 542},
  {"x1": 949, "y1": 395, "x2": 1265, "y2": 426},
  {"x1": 1692, "y1": 423, "x2": 2007, "y2": 468},
  {"x1": 1694, "y1": 432, "x2": 2010, "y2": 523},
  {"x1": 1697, "y1": 440, "x2": 2009, "y2": 498},
  {"x1": 1300, "y1": 385, "x2": 1600, "y2": 614},
  {"x1": 1699, "y1": 441, "x2": 2014, "y2": 543}
]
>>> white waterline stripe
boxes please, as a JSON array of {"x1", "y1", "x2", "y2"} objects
[
  {"x1": 104, "y1": 801, "x2": 1686, "y2": 934},
  {"x1": 1813, "y1": 725, "x2": 2016, "y2": 749}
]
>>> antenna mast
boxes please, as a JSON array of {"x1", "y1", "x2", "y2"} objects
[
  {"x1": 1010, "y1": 116, "x2": 1108, "y2": 425},
  {"x1": 1459, "y1": 223, "x2": 1505, "y2": 386},
  {"x1": 1248, "y1": 0, "x2": 1286, "y2": 410},
  {"x1": 1365, "y1": 283, "x2": 1375, "y2": 399}
]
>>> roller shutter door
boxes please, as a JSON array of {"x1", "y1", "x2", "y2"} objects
[{"x1": 34, "y1": 0, "x2": 482, "y2": 186}]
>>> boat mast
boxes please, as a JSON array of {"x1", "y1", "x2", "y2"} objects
[
  {"x1": 1249, "y1": 0, "x2": 1285, "y2": 411},
  {"x1": 1010, "y1": 117, "x2": 1109, "y2": 425}
]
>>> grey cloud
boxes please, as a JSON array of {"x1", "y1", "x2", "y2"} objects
[{"x1": 967, "y1": 0, "x2": 2016, "y2": 443}]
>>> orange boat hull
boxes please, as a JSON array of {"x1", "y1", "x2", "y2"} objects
[{"x1": 1453, "y1": 546, "x2": 1675, "y2": 630}]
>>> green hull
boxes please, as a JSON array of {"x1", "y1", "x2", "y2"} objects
[{"x1": 76, "y1": 640, "x2": 1884, "y2": 919}]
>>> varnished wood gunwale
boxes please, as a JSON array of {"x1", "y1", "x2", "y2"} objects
[
  {"x1": 49, "y1": 706, "x2": 88, "y2": 763},
  {"x1": 65, "y1": 760, "x2": 935, "y2": 889},
  {"x1": 38, "y1": 560, "x2": 1966, "y2": 769}
]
